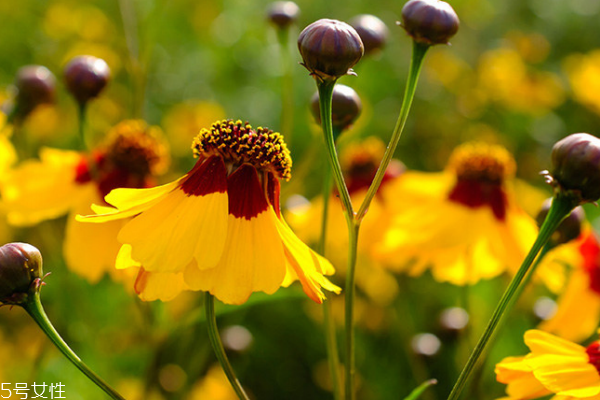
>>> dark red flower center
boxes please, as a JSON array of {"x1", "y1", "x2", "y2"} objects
[
  {"x1": 579, "y1": 232, "x2": 600, "y2": 295},
  {"x1": 587, "y1": 341, "x2": 600, "y2": 373}
]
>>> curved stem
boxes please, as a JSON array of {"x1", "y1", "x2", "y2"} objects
[
  {"x1": 23, "y1": 292, "x2": 125, "y2": 400},
  {"x1": 205, "y1": 292, "x2": 250, "y2": 400},
  {"x1": 356, "y1": 41, "x2": 429, "y2": 223},
  {"x1": 318, "y1": 164, "x2": 343, "y2": 400},
  {"x1": 446, "y1": 195, "x2": 576, "y2": 400}
]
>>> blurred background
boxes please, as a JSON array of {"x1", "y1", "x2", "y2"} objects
[{"x1": 1, "y1": 0, "x2": 600, "y2": 399}]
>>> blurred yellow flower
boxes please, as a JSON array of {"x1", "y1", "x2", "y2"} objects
[
  {"x1": 0, "y1": 120, "x2": 169, "y2": 284},
  {"x1": 539, "y1": 229, "x2": 600, "y2": 342},
  {"x1": 79, "y1": 120, "x2": 339, "y2": 304},
  {"x1": 187, "y1": 365, "x2": 237, "y2": 400},
  {"x1": 564, "y1": 50, "x2": 600, "y2": 116},
  {"x1": 375, "y1": 142, "x2": 539, "y2": 285},
  {"x1": 287, "y1": 137, "x2": 403, "y2": 305},
  {"x1": 496, "y1": 330, "x2": 600, "y2": 400}
]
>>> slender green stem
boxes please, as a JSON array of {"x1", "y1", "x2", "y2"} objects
[
  {"x1": 277, "y1": 28, "x2": 294, "y2": 143},
  {"x1": 446, "y1": 195, "x2": 577, "y2": 400},
  {"x1": 23, "y1": 292, "x2": 125, "y2": 400},
  {"x1": 344, "y1": 222, "x2": 360, "y2": 400},
  {"x1": 356, "y1": 41, "x2": 429, "y2": 223},
  {"x1": 204, "y1": 292, "x2": 250, "y2": 400},
  {"x1": 77, "y1": 102, "x2": 87, "y2": 150},
  {"x1": 318, "y1": 162, "x2": 343, "y2": 400}
]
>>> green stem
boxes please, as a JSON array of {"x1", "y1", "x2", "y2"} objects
[
  {"x1": 344, "y1": 222, "x2": 360, "y2": 400},
  {"x1": 277, "y1": 28, "x2": 294, "y2": 143},
  {"x1": 204, "y1": 292, "x2": 250, "y2": 400},
  {"x1": 23, "y1": 292, "x2": 125, "y2": 400},
  {"x1": 318, "y1": 162, "x2": 342, "y2": 400},
  {"x1": 78, "y1": 102, "x2": 87, "y2": 150},
  {"x1": 356, "y1": 41, "x2": 429, "y2": 223},
  {"x1": 446, "y1": 195, "x2": 577, "y2": 400}
]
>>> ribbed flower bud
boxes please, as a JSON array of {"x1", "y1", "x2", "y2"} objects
[
  {"x1": 536, "y1": 199, "x2": 584, "y2": 247},
  {"x1": 0, "y1": 243, "x2": 43, "y2": 305},
  {"x1": 298, "y1": 19, "x2": 364, "y2": 82},
  {"x1": 64, "y1": 55, "x2": 111, "y2": 105},
  {"x1": 349, "y1": 15, "x2": 389, "y2": 56},
  {"x1": 400, "y1": 0, "x2": 459, "y2": 46},
  {"x1": 14, "y1": 65, "x2": 56, "y2": 119},
  {"x1": 267, "y1": 1, "x2": 300, "y2": 30},
  {"x1": 549, "y1": 133, "x2": 600, "y2": 203},
  {"x1": 310, "y1": 84, "x2": 362, "y2": 134}
]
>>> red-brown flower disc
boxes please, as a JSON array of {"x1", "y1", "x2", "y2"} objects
[
  {"x1": 0, "y1": 243, "x2": 43, "y2": 304},
  {"x1": 267, "y1": 1, "x2": 300, "y2": 29},
  {"x1": 14, "y1": 65, "x2": 56, "y2": 118},
  {"x1": 298, "y1": 19, "x2": 364, "y2": 81},
  {"x1": 64, "y1": 55, "x2": 111, "y2": 105},
  {"x1": 401, "y1": 0, "x2": 459, "y2": 45},
  {"x1": 551, "y1": 133, "x2": 600, "y2": 203},
  {"x1": 310, "y1": 84, "x2": 362, "y2": 132},
  {"x1": 349, "y1": 14, "x2": 389, "y2": 55}
]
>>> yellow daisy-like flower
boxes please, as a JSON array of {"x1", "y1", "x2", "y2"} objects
[
  {"x1": 0, "y1": 120, "x2": 169, "y2": 283},
  {"x1": 539, "y1": 229, "x2": 600, "y2": 342},
  {"x1": 78, "y1": 119, "x2": 340, "y2": 305},
  {"x1": 375, "y1": 142, "x2": 539, "y2": 285},
  {"x1": 496, "y1": 329, "x2": 600, "y2": 400}
]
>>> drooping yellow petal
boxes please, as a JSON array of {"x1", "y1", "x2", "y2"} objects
[
  {"x1": 526, "y1": 354, "x2": 600, "y2": 398},
  {"x1": 524, "y1": 330, "x2": 587, "y2": 357},
  {"x1": 117, "y1": 189, "x2": 228, "y2": 273},
  {"x1": 184, "y1": 209, "x2": 286, "y2": 305},
  {"x1": 496, "y1": 356, "x2": 552, "y2": 399},
  {"x1": 134, "y1": 268, "x2": 188, "y2": 302}
]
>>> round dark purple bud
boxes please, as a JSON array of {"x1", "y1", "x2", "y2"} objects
[
  {"x1": 298, "y1": 19, "x2": 364, "y2": 82},
  {"x1": 536, "y1": 199, "x2": 584, "y2": 247},
  {"x1": 267, "y1": 1, "x2": 300, "y2": 29},
  {"x1": 400, "y1": 0, "x2": 460, "y2": 46},
  {"x1": 0, "y1": 243, "x2": 43, "y2": 305},
  {"x1": 311, "y1": 84, "x2": 362, "y2": 133},
  {"x1": 550, "y1": 133, "x2": 600, "y2": 203},
  {"x1": 14, "y1": 65, "x2": 56, "y2": 119},
  {"x1": 64, "y1": 55, "x2": 111, "y2": 105},
  {"x1": 349, "y1": 15, "x2": 389, "y2": 56}
]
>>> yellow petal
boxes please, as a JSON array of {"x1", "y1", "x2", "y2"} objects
[
  {"x1": 496, "y1": 356, "x2": 552, "y2": 399},
  {"x1": 526, "y1": 354, "x2": 600, "y2": 398},
  {"x1": 134, "y1": 268, "x2": 188, "y2": 302},
  {"x1": 118, "y1": 189, "x2": 228, "y2": 273},
  {"x1": 524, "y1": 330, "x2": 587, "y2": 356},
  {"x1": 184, "y1": 209, "x2": 286, "y2": 305}
]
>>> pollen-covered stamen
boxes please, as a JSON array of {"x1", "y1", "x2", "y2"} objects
[
  {"x1": 192, "y1": 119, "x2": 292, "y2": 181},
  {"x1": 587, "y1": 341, "x2": 600, "y2": 373},
  {"x1": 447, "y1": 143, "x2": 516, "y2": 221}
]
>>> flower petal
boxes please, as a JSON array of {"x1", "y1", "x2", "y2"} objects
[{"x1": 134, "y1": 268, "x2": 188, "y2": 301}]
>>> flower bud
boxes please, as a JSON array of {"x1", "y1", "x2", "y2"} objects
[
  {"x1": 536, "y1": 199, "x2": 584, "y2": 247},
  {"x1": 0, "y1": 243, "x2": 43, "y2": 305},
  {"x1": 14, "y1": 65, "x2": 56, "y2": 119},
  {"x1": 298, "y1": 19, "x2": 364, "y2": 82},
  {"x1": 310, "y1": 84, "x2": 362, "y2": 133},
  {"x1": 400, "y1": 0, "x2": 460, "y2": 46},
  {"x1": 349, "y1": 15, "x2": 389, "y2": 56},
  {"x1": 267, "y1": 1, "x2": 300, "y2": 30},
  {"x1": 64, "y1": 55, "x2": 111, "y2": 105},
  {"x1": 549, "y1": 133, "x2": 600, "y2": 203}
]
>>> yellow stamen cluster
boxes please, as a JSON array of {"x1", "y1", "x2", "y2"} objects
[
  {"x1": 447, "y1": 142, "x2": 516, "y2": 183},
  {"x1": 192, "y1": 119, "x2": 292, "y2": 181},
  {"x1": 105, "y1": 120, "x2": 170, "y2": 176}
]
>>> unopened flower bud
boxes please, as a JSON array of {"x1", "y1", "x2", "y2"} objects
[
  {"x1": 14, "y1": 65, "x2": 56, "y2": 119},
  {"x1": 400, "y1": 0, "x2": 459, "y2": 46},
  {"x1": 298, "y1": 19, "x2": 364, "y2": 82},
  {"x1": 310, "y1": 84, "x2": 362, "y2": 133},
  {"x1": 536, "y1": 199, "x2": 584, "y2": 247},
  {"x1": 549, "y1": 133, "x2": 600, "y2": 203},
  {"x1": 267, "y1": 1, "x2": 300, "y2": 30},
  {"x1": 0, "y1": 243, "x2": 43, "y2": 305},
  {"x1": 64, "y1": 55, "x2": 111, "y2": 105},
  {"x1": 349, "y1": 15, "x2": 389, "y2": 56}
]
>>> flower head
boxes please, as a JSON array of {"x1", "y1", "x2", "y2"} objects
[
  {"x1": 400, "y1": 0, "x2": 459, "y2": 46},
  {"x1": 496, "y1": 330, "x2": 600, "y2": 399},
  {"x1": 267, "y1": 1, "x2": 300, "y2": 30},
  {"x1": 0, "y1": 243, "x2": 43, "y2": 306},
  {"x1": 79, "y1": 119, "x2": 339, "y2": 304},
  {"x1": 310, "y1": 84, "x2": 362, "y2": 134},
  {"x1": 12, "y1": 65, "x2": 56, "y2": 121},
  {"x1": 375, "y1": 142, "x2": 539, "y2": 284},
  {"x1": 64, "y1": 55, "x2": 111, "y2": 105},
  {"x1": 349, "y1": 15, "x2": 389, "y2": 56}
]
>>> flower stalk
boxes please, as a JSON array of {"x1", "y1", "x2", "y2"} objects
[
  {"x1": 22, "y1": 291, "x2": 125, "y2": 400},
  {"x1": 446, "y1": 194, "x2": 577, "y2": 400},
  {"x1": 205, "y1": 292, "x2": 250, "y2": 400}
]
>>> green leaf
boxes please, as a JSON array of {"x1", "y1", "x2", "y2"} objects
[{"x1": 403, "y1": 379, "x2": 438, "y2": 400}]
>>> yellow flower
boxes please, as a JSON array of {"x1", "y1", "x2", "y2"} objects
[
  {"x1": 375, "y1": 142, "x2": 539, "y2": 285},
  {"x1": 78, "y1": 119, "x2": 340, "y2": 305},
  {"x1": 564, "y1": 50, "x2": 600, "y2": 116},
  {"x1": 539, "y1": 229, "x2": 600, "y2": 342},
  {"x1": 0, "y1": 120, "x2": 169, "y2": 284},
  {"x1": 287, "y1": 137, "x2": 402, "y2": 305},
  {"x1": 496, "y1": 329, "x2": 600, "y2": 400}
]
